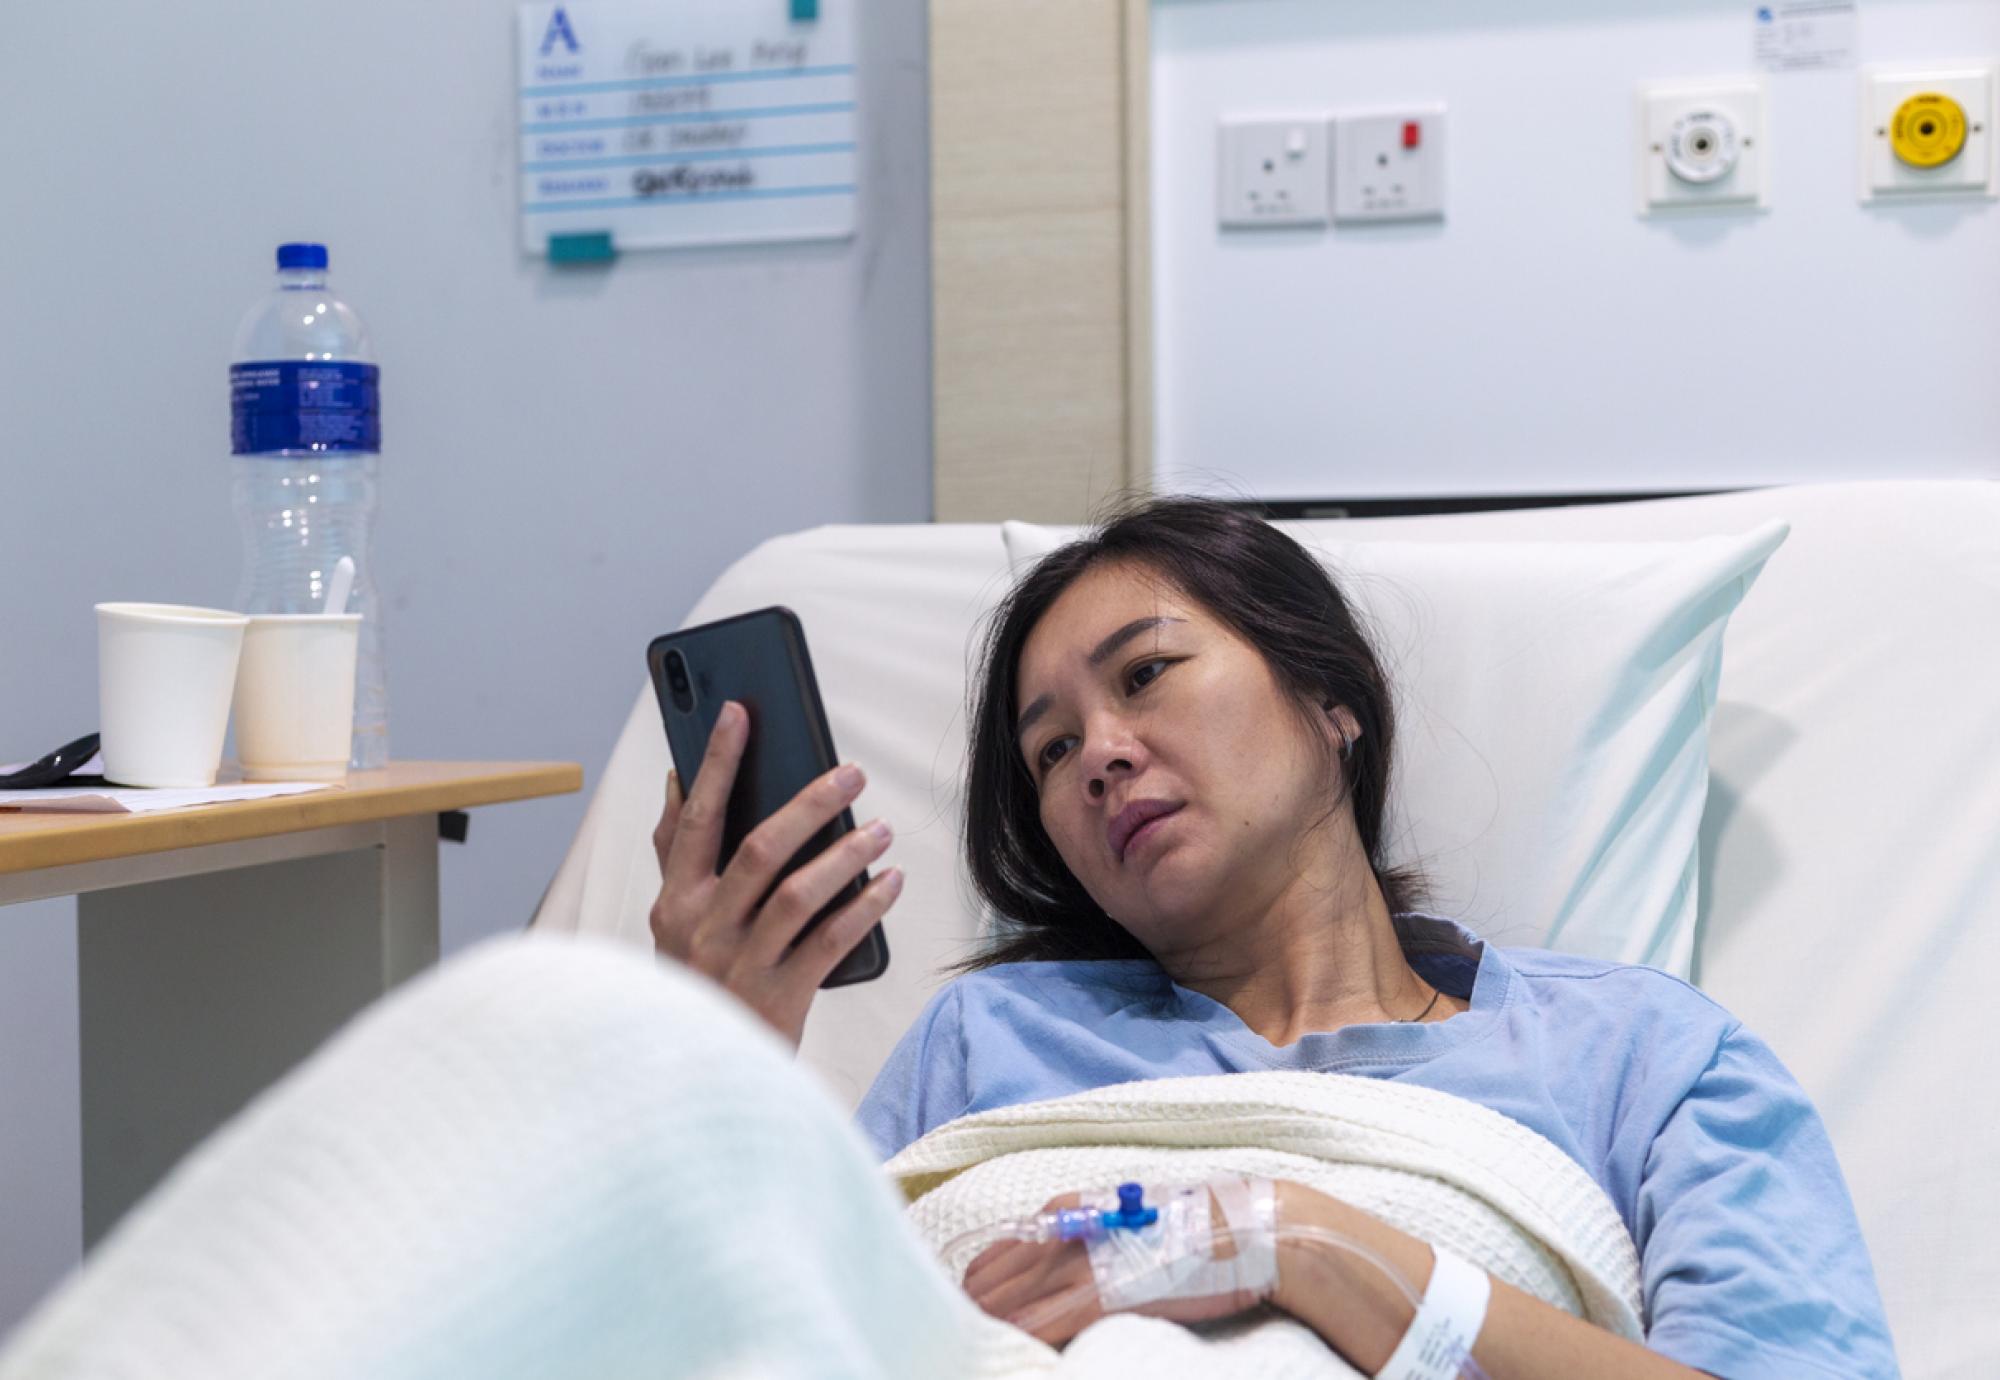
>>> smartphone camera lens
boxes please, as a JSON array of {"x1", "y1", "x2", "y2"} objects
[{"x1": 665, "y1": 650, "x2": 695, "y2": 713}]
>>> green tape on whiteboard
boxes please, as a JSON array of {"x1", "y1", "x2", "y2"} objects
[
  {"x1": 791, "y1": 0, "x2": 818, "y2": 20},
  {"x1": 548, "y1": 231, "x2": 616, "y2": 264}
]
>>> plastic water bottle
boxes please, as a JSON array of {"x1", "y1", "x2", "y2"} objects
[{"x1": 230, "y1": 243, "x2": 388, "y2": 769}]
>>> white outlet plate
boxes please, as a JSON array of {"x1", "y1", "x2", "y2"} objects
[
  {"x1": 1638, "y1": 81, "x2": 1768, "y2": 215},
  {"x1": 1332, "y1": 108, "x2": 1446, "y2": 223},
  {"x1": 1860, "y1": 66, "x2": 1997, "y2": 202},
  {"x1": 1218, "y1": 117, "x2": 1330, "y2": 228}
]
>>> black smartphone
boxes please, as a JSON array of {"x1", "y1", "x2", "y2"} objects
[{"x1": 647, "y1": 607, "x2": 890, "y2": 988}]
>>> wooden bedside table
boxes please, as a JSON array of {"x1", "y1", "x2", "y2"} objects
[{"x1": 0, "y1": 760, "x2": 582, "y2": 1245}]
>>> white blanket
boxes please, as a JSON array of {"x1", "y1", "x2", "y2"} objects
[
  {"x1": 0, "y1": 936, "x2": 1642, "y2": 1379},
  {"x1": 0, "y1": 937, "x2": 995, "y2": 1380},
  {"x1": 887, "y1": 1071, "x2": 1645, "y2": 1377}
]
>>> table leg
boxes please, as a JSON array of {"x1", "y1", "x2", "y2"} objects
[{"x1": 76, "y1": 814, "x2": 439, "y2": 1247}]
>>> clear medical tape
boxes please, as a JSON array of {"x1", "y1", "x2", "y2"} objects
[{"x1": 943, "y1": 1192, "x2": 1493, "y2": 1380}]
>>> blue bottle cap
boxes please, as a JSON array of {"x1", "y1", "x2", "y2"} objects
[{"x1": 277, "y1": 243, "x2": 329, "y2": 270}]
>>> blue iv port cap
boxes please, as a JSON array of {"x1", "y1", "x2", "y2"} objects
[
  {"x1": 277, "y1": 243, "x2": 329, "y2": 270},
  {"x1": 1102, "y1": 1182, "x2": 1157, "y2": 1231}
]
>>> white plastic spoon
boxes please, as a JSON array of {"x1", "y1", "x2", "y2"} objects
[{"x1": 323, "y1": 556, "x2": 356, "y2": 616}]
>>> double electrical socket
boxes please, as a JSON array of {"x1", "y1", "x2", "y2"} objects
[{"x1": 1218, "y1": 109, "x2": 1446, "y2": 229}]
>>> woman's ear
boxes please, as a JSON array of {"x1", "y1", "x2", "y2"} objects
[{"x1": 1321, "y1": 702, "x2": 1364, "y2": 758}]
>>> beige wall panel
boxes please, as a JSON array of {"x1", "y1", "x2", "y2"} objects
[
  {"x1": 933, "y1": 209, "x2": 1130, "y2": 523},
  {"x1": 1120, "y1": 0, "x2": 1154, "y2": 493},
  {"x1": 930, "y1": 0, "x2": 1150, "y2": 522},
  {"x1": 931, "y1": 1, "x2": 1123, "y2": 219}
]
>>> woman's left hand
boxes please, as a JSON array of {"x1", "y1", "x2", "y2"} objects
[{"x1": 961, "y1": 1190, "x2": 1270, "y2": 1347}]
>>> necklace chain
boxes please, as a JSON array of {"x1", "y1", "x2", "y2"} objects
[{"x1": 1396, "y1": 984, "x2": 1444, "y2": 1024}]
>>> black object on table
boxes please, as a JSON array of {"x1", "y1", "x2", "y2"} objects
[{"x1": 0, "y1": 733, "x2": 106, "y2": 789}]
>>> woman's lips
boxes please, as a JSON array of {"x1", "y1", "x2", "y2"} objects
[{"x1": 1121, "y1": 805, "x2": 1183, "y2": 865}]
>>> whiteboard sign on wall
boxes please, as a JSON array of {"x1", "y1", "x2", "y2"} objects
[
  {"x1": 1752, "y1": 2, "x2": 1857, "y2": 72},
  {"x1": 516, "y1": 1, "x2": 857, "y2": 255}
]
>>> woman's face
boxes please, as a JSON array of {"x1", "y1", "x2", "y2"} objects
[{"x1": 1013, "y1": 560, "x2": 1350, "y2": 957}]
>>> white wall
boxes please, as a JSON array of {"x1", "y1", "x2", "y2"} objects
[
  {"x1": 1153, "y1": 0, "x2": 2000, "y2": 499},
  {"x1": 0, "y1": 0, "x2": 930, "y2": 1335}
]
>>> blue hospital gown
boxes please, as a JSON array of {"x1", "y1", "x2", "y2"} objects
[{"x1": 855, "y1": 914, "x2": 1900, "y2": 1379}]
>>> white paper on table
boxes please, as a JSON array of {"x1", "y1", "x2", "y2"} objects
[{"x1": 0, "y1": 768, "x2": 335, "y2": 815}]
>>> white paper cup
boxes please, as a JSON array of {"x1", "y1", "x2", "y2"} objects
[
  {"x1": 97, "y1": 603, "x2": 251, "y2": 788},
  {"x1": 233, "y1": 613, "x2": 363, "y2": 782}
]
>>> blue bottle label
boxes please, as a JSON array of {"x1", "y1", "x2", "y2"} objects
[{"x1": 230, "y1": 361, "x2": 381, "y2": 454}]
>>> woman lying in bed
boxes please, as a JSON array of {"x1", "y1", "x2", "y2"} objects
[{"x1": 650, "y1": 496, "x2": 1899, "y2": 1379}]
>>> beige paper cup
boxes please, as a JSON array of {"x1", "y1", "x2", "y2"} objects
[
  {"x1": 233, "y1": 614, "x2": 363, "y2": 782},
  {"x1": 96, "y1": 603, "x2": 251, "y2": 788}
]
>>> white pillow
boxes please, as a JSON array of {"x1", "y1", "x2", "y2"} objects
[{"x1": 1001, "y1": 519, "x2": 1790, "y2": 977}]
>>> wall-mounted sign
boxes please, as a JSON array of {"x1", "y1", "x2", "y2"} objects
[
  {"x1": 1752, "y1": 2, "x2": 1856, "y2": 73},
  {"x1": 516, "y1": 1, "x2": 857, "y2": 256}
]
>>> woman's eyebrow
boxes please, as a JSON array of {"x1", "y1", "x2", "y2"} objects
[{"x1": 1014, "y1": 616, "x2": 1186, "y2": 743}]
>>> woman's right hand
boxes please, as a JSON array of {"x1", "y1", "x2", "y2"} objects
[{"x1": 649, "y1": 699, "x2": 904, "y2": 1049}]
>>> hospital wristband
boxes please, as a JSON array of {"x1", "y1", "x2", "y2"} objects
[{"x1": 1372, "y1": 1246, "x2": 1491, "y2": 1380}]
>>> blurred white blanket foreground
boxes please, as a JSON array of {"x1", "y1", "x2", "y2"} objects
[{"x1": 0, "y1": 935, "x2": 1639, "y2": 1379}]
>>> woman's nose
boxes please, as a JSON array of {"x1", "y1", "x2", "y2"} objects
[
  {"x1": 1080, "y1": 722, "x2": 1140, "y2": 798},
  {"x1": 1087, "y1": 771, "x2": 1129, "y2": 800}
]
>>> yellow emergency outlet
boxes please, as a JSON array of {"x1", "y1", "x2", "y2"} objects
[
  {"x1": 1889, "y1": 91, "x2": 1969, "y2": 168},
  {"x1": 1860, "y1": 66, "x2": 1996, "y2": 201}
]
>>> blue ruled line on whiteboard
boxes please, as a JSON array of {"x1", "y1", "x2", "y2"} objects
[
  {"x1": 523, "y1": 184, "x2": 857, "y2": 213},
  {"x1": 520, "y1": 64, "x2": 855, "y2": 98},
  {"x1": 521, "y1": 101, "x2": 855, "y2": 134},
  {"x1": 522, "y1": 142, "x2": 854, "y2": 173}
]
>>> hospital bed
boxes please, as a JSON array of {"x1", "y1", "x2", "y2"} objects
[{"x1": 536, "y1": 480, "x2": 2000, "y2": 1379}]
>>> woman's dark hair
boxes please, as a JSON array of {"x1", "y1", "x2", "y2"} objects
[{"x1": 955, "y1": 494, "x2": 1426, "y2": 972}]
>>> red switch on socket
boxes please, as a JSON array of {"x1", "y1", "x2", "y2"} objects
[{"x1": 1402, "y1": 121, "x2": 1421, "y2": 149}]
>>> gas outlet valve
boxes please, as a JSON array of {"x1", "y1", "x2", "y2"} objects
[
  {"x1": 1663, "y1": 109, "x2": 1742, "y2": 184},
  {"x1": 1637, "y1": 81, "x2": 1767, "y2": 214},
  {"x1": 1860, "y1": 66, "x2": 1996, "y2": 201},
  {"x1": 1889, "y1": 91, "x2": 1969, "y2": 168}
]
